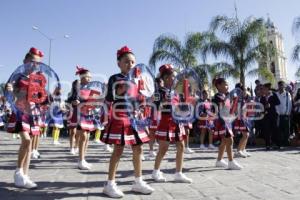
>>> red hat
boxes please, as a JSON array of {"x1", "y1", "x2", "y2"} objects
[
  {"x1": 75, "y1": 65, "x2": 89, "y2": 75},
  {"x1": 29, "y1": 47, "x2": 44, "y2": 57},
  {"x1": 159, "y1": 64, "x2": 174, "y2": 76},
  {"x1": 117, "y1": 46, "x2": 133, "y2": 59},
  {"x1": 28, "y1": 47, "x2": 44, "y2": 62}
]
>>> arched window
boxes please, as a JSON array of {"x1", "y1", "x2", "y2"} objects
[{"x1": 270, "y1": 62, "x2": 276, "y2": 75}]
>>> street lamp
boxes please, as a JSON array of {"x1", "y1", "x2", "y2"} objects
[
  {"x1": 32, "y1": 26, "x2": 70, "y2": 89},
  {"x1": 32, "y1": 25, "x2": 70, "y2": 67}
]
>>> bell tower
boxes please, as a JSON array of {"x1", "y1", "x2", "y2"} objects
[{"x1": 264, "y1": 17, "x2": 288, "y2": 82}]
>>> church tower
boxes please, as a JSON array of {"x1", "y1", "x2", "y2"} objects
[{"x1": 263, "y1": 17, "x2": 288, "y2": 82}]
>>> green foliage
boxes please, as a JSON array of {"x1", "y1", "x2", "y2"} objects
[{"x1": 203, "y1": 15, "x2": 271, "y2": 86}]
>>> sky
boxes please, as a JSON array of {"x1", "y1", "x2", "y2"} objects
[{"x1": 1, "y1": 0, "x2": 300, "y2": 94}]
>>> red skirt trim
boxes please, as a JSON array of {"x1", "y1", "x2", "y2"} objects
[
  {"x1": 213, "y1": 119, "x2": 233, "y2": 138},
  {"x1": 7, "y1": 113, "x2": 41, "y2": 135},
  {"x1": 232, "y1": 119, "x2": 248, "y2": 132},
  {"x1": 155, "y1": 114, "x2": 186, "y2": 143},
  {"x1": 101, "y1": 111, "x2": 149, "y2": 145}
]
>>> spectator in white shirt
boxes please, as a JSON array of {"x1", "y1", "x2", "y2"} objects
[{"x1": 276, "y1": 81, "x2": 292, "y2": 146}]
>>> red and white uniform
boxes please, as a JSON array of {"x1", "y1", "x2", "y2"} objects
[
  {"x1": 7, "y1": 75, "x2": 45, "y2": 135},
  {"x1": 212, "y1": 92, "x2": 234, "y2": 138},
  {"x1": 232, "y1": 97, "x2": 252, "y2": 133},
  {"x1": 155, "y1": 87, "x2": 186, "y2": 143},
  {"x1": 101, "y1": 73, "x2": 150, "y2": 145},
  {"x1": 197, "y1": 99, "x2": 214, "y2": 130}
]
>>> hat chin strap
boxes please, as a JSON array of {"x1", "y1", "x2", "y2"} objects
[
  {"x1": 31, "y1": 54, "x2": 42, "y2": 62},
  {"x1": 79, "y1": 73, "x2": 91, "y2": 79}
]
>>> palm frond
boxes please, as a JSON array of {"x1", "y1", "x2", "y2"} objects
[
  {"x1": 209, "y1": 15, "x2": 239, "y2": 36},
  {"x1": 244, "y1": 46, "x2": 261, "y2": 67},
  {"x1": 242, "y1": 17, "x2": 265, "y2": 36},
  {"x1": 295, "y1": 67, "x2": 300, "y2": 77},
  {"x1": 292, "y1": 16, "x2": 300, "y2": 36},
  {"x1": 153, "y1": 34, "x2": 182, "y2": 56},
  {"x1": 203, "y1": 39, "x2": 234, "y2": 60},
  {"x1": 292, "y1": 44, "x2": 300, "y2": 61},
  {"x1": 248, "y1": 67, "x2": 275, "y2": 84},
  {"x1": 209, "y1": 62, "x2": 238, "y2": 79},
  {"x1": 247, "y1": 68, "x2": 259, "y2": 77},
  {"x1": 194, "y1": 63, "x2": 220, "y2": 87},
  {"x1": 185, "y1": 32, "x2": 204, "y2": 54},
  {"x1": 149, "y1": 50, "x2": 183, "y2": 70}
]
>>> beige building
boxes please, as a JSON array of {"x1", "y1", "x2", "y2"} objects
[{"x1": 260, "y1": 17, "x2": 288, "y2": 83}]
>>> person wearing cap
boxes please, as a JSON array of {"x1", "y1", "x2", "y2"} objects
[
  {"x1": 101, "y1": 46, "x2": 154, "y2": 198},
  {"x1": 276, "y1": 80, "x2": 292, "y2": 146},
  {"x1": 6, "y1": 47, "x2": 46, "y2": 189},
  {"x1": 26, "y1": 48, "x2": 45, "y2": 160},
  {"x1": 260, "y1": 82, "x2": 281, "y2": 150},
  {"x1": 212, "y1": 77, "x2": 243, "y2": 170},
  {"x1": 151, "y1": 64, "x2": 193, "y2": 183}
]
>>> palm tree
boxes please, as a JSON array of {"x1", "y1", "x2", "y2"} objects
[
  {"x1": 149, "y1": 32, "x2": 214, "y2": 86},
  {"x1": 292, "y1": 16, "x2": 300, "y2": 77},
  {"x1": 203, "y1": 15, "x2": 274, "y2": 86},
  {"x1": 0, "y1": 83, "x2": 6, "y2": 96}
]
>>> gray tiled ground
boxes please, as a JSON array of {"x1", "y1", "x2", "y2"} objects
[{"x1": 0, "y1": 131, "x2": 300, "y2": 200}]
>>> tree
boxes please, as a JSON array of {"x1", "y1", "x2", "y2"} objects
[
  {"x1": 149, "y1": 32, "x2": 214, "y2": 86},
  {"x1": 0, "y1": 83, "x2": 6, "y2": 96},
  {"x1": 292, "y1": 16, "x2": 300, "y2": 77},
  {"x1": 203, "y1": 15, "x2": 272, "y2": 86}
]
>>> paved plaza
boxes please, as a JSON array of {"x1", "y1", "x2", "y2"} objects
[{"x1": 0, "y1": 131, "x2": 300, "y2": 200}]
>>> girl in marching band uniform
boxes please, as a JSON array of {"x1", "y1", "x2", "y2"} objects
[
  {"x1": 93, "y1": 105, "x2": 113, "y2": 152},
  {"x1": 101, "y1": 46, "x2": 154, "y2": 198},
  {"x1": 72, "y1": 66, "x2": 99, "y2": 170},
  {"x1": 145, "y1": 77, "x2": 163, "y2": 159},
  {"x1": 31, "y1": 104, "x2": 48, "y2": 159},
  {"x1": 198, "y1": 90, "x2": 216, "y2": 150},
  {"x1": 93, "y1": 108, "x2": 103, "y2": 144},
  {"x1": 212, "y1": 77, "x2": 243, "y2": 170},
  {"x1": 183, "y1": 120, "x2": 194, "y2": 154},
  {"x1": 66, "y1": 80, "x2": 80, "y2": 155},
  {"x1": 39, "y1": 105, "x2": 49, "y2": 139},
  {"x1": 232, "y1": 84, "x2": 251, "y2": 158},
  {"x1": 7, "y1": 47, "x2": 47, "y2": 188},
  {"x1": 48, "y1": 88, "x2": 65, "y2": 146},
  {"x1": 152, "y1": 64, "x2": 192, "y2": 183}
]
